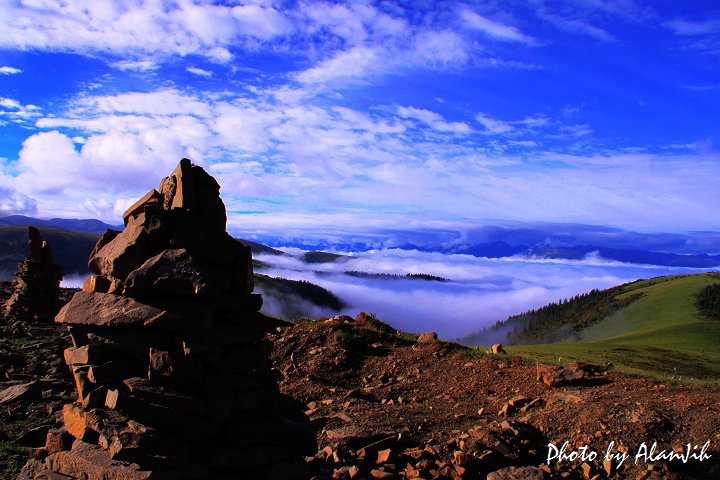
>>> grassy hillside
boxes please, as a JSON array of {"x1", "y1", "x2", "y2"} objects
[{"x1": 505, "y1": 273, "x2": 720, "y2": 386}]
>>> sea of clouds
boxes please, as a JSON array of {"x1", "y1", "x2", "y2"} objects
[{"x1": 253, "y1": 248, "x2": 718, "y2": 339}]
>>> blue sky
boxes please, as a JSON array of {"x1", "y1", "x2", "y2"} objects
[{"x1": 0, "y1": 0, "x2": 719, "y2": 239}]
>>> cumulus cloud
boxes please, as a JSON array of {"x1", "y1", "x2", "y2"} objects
[
  {"x1": 4, "y1": 84, "x2": 716, "y2": 230},
  {"x1": 0, "y1": 187, "x2": 38, "y2": 216},
  {"x1": 0, "y1": 66, "x2": 22, "y2": 75},
  {"x1": 0, "y1": 97, "x2": 42, "y2": 122},
  {"x1": 254, "y1": 248, "x2": 712, "y2": 338}
]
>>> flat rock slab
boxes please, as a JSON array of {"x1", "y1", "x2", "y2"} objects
[
  {"x1": 55, "y1": 291, "x2": 209, "y2": 332},
  {"x1": 45, "y1": 440, "x2": 152, "y2": 480},
  {"x1": 0, "y1": 381, "x2": 38, "y2": 404}
]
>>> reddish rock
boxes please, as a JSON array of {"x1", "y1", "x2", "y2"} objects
[
  {"x1": 124, "y1": 248, "x2": 223, "y2": 299},
  {"x1": 417, "y1": 332, "x2": 438, "y2": 343},
  {"x1": 148, "y1": 348, "x2": 203, "y2": 390},
  {"x1": 45, "y1": 440, "x2": 152, "y2": 480},
  {"x1": 45, "y1": 428, "x2": 74, "y2": 454},
  {"x1": 0, "y1": 381, "x2": 39, "y2": 404},
  {"x1": 122, "y1": 189, "x2": 162, "y2": 226},
  {"x1": 486, "y1": 466, "x2": 548, "y2": 480},
  {"x1": 536, "y1": 362, "x2": 599, "y2": 387},
  {"x1": 62, "y1": 404, "x2": 102, "y2": 442},
  {"x1": 88, "y1": 214, "x2": 149, "y2": 281},
  {"x1": 56, "y1": 291, "x2": 208, "y2": 332},
  {"x1": 82, "y1": 275, "x2": 112, "y2": 293},
  {"x1": 63, "y1": 345, "x2": 114, "y2": 366}
]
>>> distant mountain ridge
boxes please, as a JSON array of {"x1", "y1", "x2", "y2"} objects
[{"x1": 0, "y1": 215, "x2": 121, "y2": 233}]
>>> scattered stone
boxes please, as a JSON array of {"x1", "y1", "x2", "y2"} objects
[
  {"x1": 537, "y1": 362, "x2": 603, "y2": 388},
  {"x1": 486, "y1": 465, "x2": 547, "y2": 480},
  {"x1": 418, "y1": 332, "x2": 438, "y2": 343},
  {"x1": 0, "y1": 381, "x2": 38, "y2": 404}
]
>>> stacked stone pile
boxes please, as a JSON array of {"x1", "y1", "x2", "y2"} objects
[
  {"x1": 25, "y1": 159, "x2": 314, "y2": 480},
  {"x1": 3, "y1": 226, "x2": 63, "y2": 322}
]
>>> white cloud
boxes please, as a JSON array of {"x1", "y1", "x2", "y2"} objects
[
  {"x1": 460, "y1": 9, "x2": 535, "y2": 44},
  {"x1": 0, "y1": 0, "x2": 294, "y2": 62},
  {"x1": 111, "y1": 60, "x2": 159, "y2": 72},
  {"x1": 0, "y1": 186, "x2": 37, "y2": 215},
  {"x1": 476, "y1": 113, "x2": 515, "y2": 134},
  {"x1": 0, "y1": 66, "x2": 22, "y2": 75},
  {"x1": 187, "y1": 66, "x2": 213, "y2": 78},
  {"x1": 296, "y1": 46, "x2": 381, "y2": 85},
  {"x1": 3, "y1": 85, "x2": 718, "y2": 232},
  {"x1": 0, "y1": 97, "x2": 42, "y2": 122},
  {"x1": 254, "y1": 248, "x2": 711, "y2": 337},
  {"x1": 397, "y1": 106, "x2": 472, "y2": 134}
]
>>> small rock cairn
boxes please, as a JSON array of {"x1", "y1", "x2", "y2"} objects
[
  {"x1": 26, "y1": 159, "x2": 314, "y2": 480},
  {"x1": 3, "y1": 226, "x2": 63, "y2": 322}
]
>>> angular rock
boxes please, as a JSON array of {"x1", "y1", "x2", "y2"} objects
[
  {"x1": 487, "y1": 466, "x2": 548, "y2": 480},
  {"x1": 491, "y1": 344, "x2": 506, "y2": 354},
  {"x1": 418, "y1": 332, "x2": 438, "y2": 344},
  {"x1": 123, "y1": 377, "x2": 207, "y2": 415},
  {"x1": 63, "y1": 404, "x2": 102, "y2": 442},
  {"x1": 123, "y1": 189, "x2": 162, "y2": 226},
  {"x1": 88, "y1": 214, "x2": 149, "y2": 281},
  {"x1": 85, "y1": 328, "x2": 172, "y2": 358},
  {"x1": 124, "y1": 248, "x2": 223, "y2": 299},
  {"x1": 45, "y1": 428, "x2": 74, "y2": 454},
  {"x1": 88, "y1": 360, "x2": 144, "y2": 385},
  {"x1": 45, "y1": 440, "x2": 152, "y2": 480},
  {"x1": 0, "y1": 381, "x2": 39, "y2": 404},
  {"x1": 106, "y1": 390, "x2": 218, "y2": 440},
  {"x1": 82, "y1": 275, "x2": 112, "y2": 293},
  {"x1": 56, "y1": 291, "x2": 210, "y2": 332},
  {"x1": 63, "y1": 345, "x2": 115, "y2": 366},
  {"x1": 148, "y1": 348, "x2": 203, "y2": 390},
  {"x1": 537, "y1": 362, "x2": 600, "y2": 387}
]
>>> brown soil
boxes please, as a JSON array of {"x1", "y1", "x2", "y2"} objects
[{"x1": 272, "y1": 314, "x2": 720, "y2": 480}]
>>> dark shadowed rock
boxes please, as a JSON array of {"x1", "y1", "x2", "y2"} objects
[
  {"x1": 124, "y1": 248, "x2": 223, "y2": 299},
  {"x1": 88, "y1": 215, "x2": 149, "y2": 281},
  {"x1": 3, "y1": 227, "x2": 63, "y2": 321},
  {"x1": 55, "y1": 291, "x2": 209, "y2": 332}
]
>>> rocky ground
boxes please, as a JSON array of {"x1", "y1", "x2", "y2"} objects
[
  {"x1": 272, "y1": 314, "x2": 720, "y2": 480},
  {"x1": 1, "y1": 284, "x2": 719, "y2": 479},
  {"x1": 0, "y1": 281, "x2": 77, "y2": 478}
]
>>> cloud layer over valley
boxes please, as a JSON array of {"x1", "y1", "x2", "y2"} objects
[{"x1": 254, "y1": 248, "x2": 716, "y2": 339}]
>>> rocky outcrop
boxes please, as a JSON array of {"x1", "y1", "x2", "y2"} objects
[
  {"x1": 3, "y1": 226, "x2": 63, "y2": 322},
  {"x1": 20, "y1": 159, "x2": 314, "y2": 480}
]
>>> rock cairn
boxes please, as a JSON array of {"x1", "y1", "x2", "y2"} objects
[
  {"x1": 29, "y1": 159, "x2": 314, "y2": 480},
  {"x1": 3, "y1": 226, "x2": 63, "y2": 322}
]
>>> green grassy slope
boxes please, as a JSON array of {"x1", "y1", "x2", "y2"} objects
[{"x1": 507, "y1": 273, "x2": 720, "y2": 386}]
